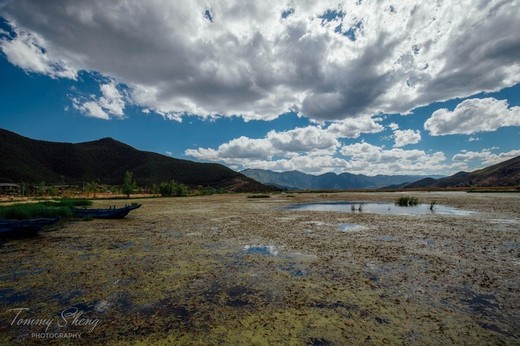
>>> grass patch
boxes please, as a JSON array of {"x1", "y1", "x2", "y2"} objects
[
  {"x1": 0, "y1": 204, "x2": 72, "y2": 220},
  {"x1": 40, "y1": 199, "x2": 93, "y2": 208},
  {"x1": 395, "y1": 196, "x2": 419, "y2": 207},
  {"x1": 0, "y1": 198, "x2": 92, "y2": 220},
  {"x1": 247, "y1": 194, "x2": 271, "y2": 199}
]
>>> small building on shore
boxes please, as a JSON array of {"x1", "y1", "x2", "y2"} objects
[{"x1": 0, "y1": 183, "x2": 20, "y2": 196}]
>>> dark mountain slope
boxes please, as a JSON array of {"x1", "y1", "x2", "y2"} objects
[{"x1": 0, "y1": 128, "x2": 269, "y2": 191}]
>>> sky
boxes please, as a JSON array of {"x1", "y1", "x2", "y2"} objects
[{"x1": 0, "y1": 0, "x2": 519, "y2": 176}]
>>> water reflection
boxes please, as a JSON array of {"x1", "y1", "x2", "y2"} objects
[
  {"x1": 338, "y1": 223, "x2": 365, "y2": 232},
  {"x1": 288, "y1": 202, "x2": 474, "y2": 216},
  {"x1": 243, "y1": 245, "x2": 279, "y2": 256}
]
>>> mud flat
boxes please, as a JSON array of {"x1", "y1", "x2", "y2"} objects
[{"x1": 0, "y1": 192, "x2": 519, "y2": 345}]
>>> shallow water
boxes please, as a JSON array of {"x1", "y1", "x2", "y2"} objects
[
  {"x1": 288, "y1": 201, "x2": 475, "y2": 216},
  {"x1": 244, "y1": 244, "x2": 279, "y2": 256},
  {"x1": 339, "y1": 223, "x2": 365, "y2": 232}
]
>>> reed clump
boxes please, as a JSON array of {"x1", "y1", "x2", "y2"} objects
[{"x1": 395, "y1": 196, "x2": 419, "y2": 207}]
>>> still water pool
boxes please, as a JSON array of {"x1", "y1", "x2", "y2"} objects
[{"x1": 287, "y1": 202, "x2": 474, "y2": 216}]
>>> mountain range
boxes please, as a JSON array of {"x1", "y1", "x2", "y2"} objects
[
  {"x1": 0, "y1": 128, "x2": 269, "y2": 192},
  {"x1": 242, "y1": 155, "x2": 520, "y2": 190},
  {"x1": 241, "y1": 169, "x2": 444, "y2": 190}
]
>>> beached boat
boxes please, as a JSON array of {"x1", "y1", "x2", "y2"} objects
[
  {"x1": 0, "y1": 218, "x2": 60, "y2": 238},
  {"x1": 73, "y1": 203, "x2": 141, "y2": 219}
]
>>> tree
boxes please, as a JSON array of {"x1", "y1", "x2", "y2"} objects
[
  {"x1": 85, "y1": 181, "x2": 99, "y2": 198},
  {"x1": 159, "y1": 180, "x2": 189, "y2": 197},
  {"x1": 37, "y1": 181, "x2": 46, "y2": 197},
  {"x1": 122, "y1": 171, "x2": 137, "y2": 198}
]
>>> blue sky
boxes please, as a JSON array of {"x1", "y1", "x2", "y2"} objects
[{"x1": 0, "y1": 1, "x2": 519, "y2": 176}]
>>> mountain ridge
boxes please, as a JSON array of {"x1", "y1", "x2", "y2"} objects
[
  {"x1": 0, "y1": 128, "x2": 270, "y2": 192},
  {"x1": 401, "y1": 156, "x2": 520, "y2": 188}
]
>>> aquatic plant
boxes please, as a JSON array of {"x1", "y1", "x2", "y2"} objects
[
  {"x1": 429, "y1": 201, "x2": 437, "y2": 211},
  {"x1": 395, "y1": 196, "x2": 419, "y2": 207}
]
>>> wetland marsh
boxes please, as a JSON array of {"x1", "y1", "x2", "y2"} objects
[{"x1": 0, "y1": 192, "x2": 519, "y2": 345}]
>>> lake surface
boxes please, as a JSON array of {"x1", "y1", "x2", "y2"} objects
[{"x1": 287, "y1": 201, "x2": 475, "y2": 216}]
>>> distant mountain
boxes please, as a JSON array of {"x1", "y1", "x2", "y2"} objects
[
  {"x1": 0, "y1": 128, "x2": 270, "y2": 192},
  {"x1": 402, "y1": 156, "x2": 520, "y2": 188},
  {"x1": 241, "y1": 168, "x2": 443, "y2": 190}
]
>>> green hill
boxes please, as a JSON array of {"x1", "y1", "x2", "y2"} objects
[{"x1": 0, "y1": 128, "x2": 270, "y2": 192}]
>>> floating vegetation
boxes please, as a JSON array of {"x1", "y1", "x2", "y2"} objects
[{"x1": 395, "y1": 196, "x2": 419, "y2": 207}]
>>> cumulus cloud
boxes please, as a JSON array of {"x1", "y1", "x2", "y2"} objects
[
  {"x1": 393, "y1": 129, "x2": 421, "y2": 147},
  {"x1": 186, "y1": 125, "x2": 447, "y2": 175},
  {"x1": 340, "y1": 142, "x2": 447, "y2": 175},
  {"x1": 1, "y1": 0, "x2": 519, "y2": 121},
  {"x1": 71, "y1": 81, "x2": 126, "y2": 119},
  {"x1": 424, "y1": 97, "x2": 520, "y2": 135},
  {"x1": 186, "y1": 125, "x2": 339, "y2": 163},
  {"x1": 0, "y1": 26, "x2": 76, "y2": 79},
  {"x1": 388, "y1": 123, "x2": 399, "y2": 130},
  {"x1": 327, "y1": 117, "x2": 384, "y2": 138}
]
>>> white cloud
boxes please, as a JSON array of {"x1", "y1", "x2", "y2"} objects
[
  {"x1": 388, "y1": 122, "x2": 399, "y2": 130},
  {"x1": 0, "y1": 28, "x2": 76, "y2": 79},
  {"x1": 425, "y1": 97, "x2": 520, "y2": 136},
  {"x1": 452, "y1": 148, "x2": 520, "y2": 167},
  {"x1": 1, "y1": 1, "x2": 519, "y2": 121},
  {"x1": 327, "y1": 117, "x2": 384, "y2": 138},
  {"x1": 187, "y1": 131, "x2": 448, "y2": 175},
  {"x1": 72, "y1": 100, "x2": 109, "y2": 120},
  {"x1": 393, "y1": 129, "x2": 421, "y2": 147},
  {"x1": 186, "y1": 125, "x2": 339, "y2": 163},
  {"x1": 267, "y1": 126, "x2": 339, "y2": 154},
  {"x1": 98, "y1": 82, "x2": 125, "y2": 117},
  {"x1": 339, "y1": 142, "x2": 447, "y2": 175},
  {"x1": 71, "y1": 81, "x2": 126, "y2": 119}
]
